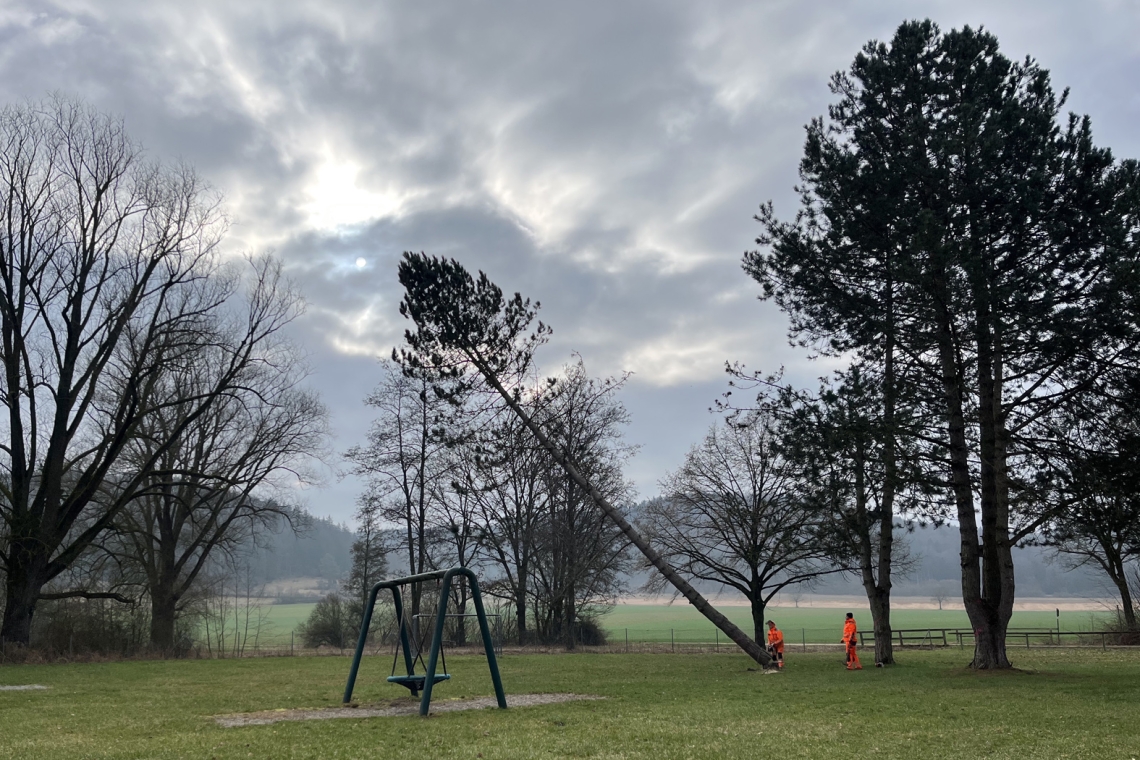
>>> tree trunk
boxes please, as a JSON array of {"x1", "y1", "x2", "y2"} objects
[
  {"x1": 1119, "y1": 585, "x2": 1137, "y2": 630},
  {"x1": 476, "y1": 362, "x2": 773, "y2": 667},
  {"x1": 970, "y1": 609, "x2": 1012, "y2": 669},
  {"x1": 971, "y1": 267, "x2": 1015, "y2": 670},
  {"x1": 867, "y1": 587, "x2": 893, "y2": 666},
  {"x1": 750, "y1": 596, "x2": 767, "y2": 644},
  {"x1": 1107, "y1": 559, "x2": 1137, "y2": 630},
  {"x1": 935, "y1": 288, "x2": 1011, "y2": 670},
  {"x1": 515, "y1": 571, "x2": 529, "y2": 645},
  {"x1": 874, "y1": 318, "x2": 898, "y2": 666},
  {"x1": 1, "y1": 537, "x2": 51, "y2": 646},
  {"x1": 150, "y1": 592, "x2": 178, "y2": 652}
]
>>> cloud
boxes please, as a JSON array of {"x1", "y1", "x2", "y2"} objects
[{"x1": 1, "y1": 0, "x2": 1138, "y2": 515}]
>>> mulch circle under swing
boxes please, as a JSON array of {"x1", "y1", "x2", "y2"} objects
[{"x1": 214, "y1": 693, "x2": 604, "y2": 727}]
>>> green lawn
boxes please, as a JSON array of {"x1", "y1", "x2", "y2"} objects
[
  {"x1": 252, "y1": 601, "x2": 1108, "y2": 648},
  {"x1": 599, "y1": 604, "x2": 1108, "y2": 644},
  {"x1": 1, "y1": 648, "x2": 1138, "y2": 758}
]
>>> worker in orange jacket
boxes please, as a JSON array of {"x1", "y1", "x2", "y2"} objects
[
  {"x1": 842, "y1": 612, "x2": 862, "y2": 670},
  {"x1": 766, "y1": 620, "x2": 784, "y2": 669}
]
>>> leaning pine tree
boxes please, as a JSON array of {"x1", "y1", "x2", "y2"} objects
[{"x1": 395, "y1": 252, "x2": 774, "y2": 667}]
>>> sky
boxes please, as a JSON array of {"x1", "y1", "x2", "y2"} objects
[{"x1": 2, "y1": 1, "x2": 1138, "y2": 524}]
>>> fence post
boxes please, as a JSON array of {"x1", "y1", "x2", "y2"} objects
[
  {"x1": 625, "y1": 628, "x2": 628, "y2": 653},
  {"x1": 671, "y1": 629, "x2": 674, "y2": 653},
  {"x1": 1026, "y1": 632, "x2": 1030, "y2": 649},
  {"x1": 802, "y1": 628, "x2": 806, "y2": 653},
  {"x1": 1102, "y1": 632, "x2": 1107, "y2": 651},
  {"x1": 291, "y1": 630, "x2": 294, "y2": 656},
  {"x1": 715, "y1": 629, "x2": 719, "y2": 652}
]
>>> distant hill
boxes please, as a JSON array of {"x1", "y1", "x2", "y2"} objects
[
  {"x1": 807, "y1": 524, "x2": 1106, "y2": 598},
  {"x1": 243, "y1": 513, "x2": 355, "y2": 584},
  {"x1": 236, "y1": 507, "x2": 1109, "y2": 601}
]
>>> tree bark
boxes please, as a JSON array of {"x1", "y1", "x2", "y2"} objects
[
  {"x1": 936, "y1": 295, "x2": 1012, "y2": 669},
  {"x1": 150, "y1": 592, "x2": 179, "y2": 652},
  {"x1": 750, "y1": 596, "x2": 767, "y2": 645},
  {"x1": 1, "y1": 537, "x2": 48, "y2": 646},
  {"x1": 867, "y1": 587, "x2": 893, "y2": 666}
]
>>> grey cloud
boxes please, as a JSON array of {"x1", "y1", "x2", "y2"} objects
[{"x1": 1, "y1": 0, "x2": 1138, "y2": 518}]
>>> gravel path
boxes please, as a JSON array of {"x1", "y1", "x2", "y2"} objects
[{"x1": 215, "y1": 693, "x2": 604, "y2": 727}]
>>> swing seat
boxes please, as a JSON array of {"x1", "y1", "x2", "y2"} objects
[{"x1": 386, "y1": 673, "x2": 451, "y2": 693}]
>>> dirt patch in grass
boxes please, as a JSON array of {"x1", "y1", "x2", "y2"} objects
[
  {"x1": 215, "y1": 693, "x2": 605, "y2": 727},
  {"x1": 0, "y1": 684, "x2": 48, "y2": 691}
]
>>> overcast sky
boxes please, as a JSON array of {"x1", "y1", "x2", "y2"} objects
[{"x1": 2, "y1": 1, "x2": 1138, "y2": 524}]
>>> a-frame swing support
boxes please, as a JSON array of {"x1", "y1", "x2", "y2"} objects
[{"x1": 342, "y1": 567, "x2": 507, "y2": 716}]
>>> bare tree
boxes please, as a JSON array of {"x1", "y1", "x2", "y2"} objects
[
  {"x1": 0, "y1": 97, "x2": 254, "y2": 645},
  {"x1": 530, "y1": 363, "x2": 632, "y2": 648},
  {"x1": 457, "y1": 410, "x2": 546, "y2": 644},
  {"x1": 109, "y1": 262, "x2": 328, "y2": 650},
  {"x1": 644, "y1": 412, "x2": 842, "y2": 643},
  {"x1": 346, "y1": 359, "x2": 453, "y2": 617}
]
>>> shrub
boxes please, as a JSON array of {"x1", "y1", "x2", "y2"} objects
[{"x1": 297, "y1": 593, "x2": 354, "y2": 649}]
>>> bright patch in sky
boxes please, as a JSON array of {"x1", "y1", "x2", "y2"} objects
[
  {"x1": 302, "y1": 152, "x2": 405, "y2": 230},
  {"x1": 355, "y1": 257, "x2": 367, "y2": 269}
]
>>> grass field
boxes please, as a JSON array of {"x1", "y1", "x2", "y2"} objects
[
  {"x1": 2, "y1": 647, "x2": 1139, "y2": 758},
  {"x1": 253, "y1": 601, "x2": 1109, "y2": 647},
  {"x1": 601, "y1": 604, "x2": 1109, "y2": 644}
]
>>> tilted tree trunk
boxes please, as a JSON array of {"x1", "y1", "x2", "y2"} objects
[{"x1": 474, "y1": 362, "x2": 773, "y2": 666}]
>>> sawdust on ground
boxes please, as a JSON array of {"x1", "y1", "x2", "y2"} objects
[{"x1": 214, "y1": 693, "x2": 604, "y2": 727}]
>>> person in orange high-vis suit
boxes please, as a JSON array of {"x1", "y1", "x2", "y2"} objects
[
  {"x1": 766, "y1": 620, "x2": 784, "y2": 668},
  {"x1": 842, "y1": 612, "x2": 862, "y2": 670}
]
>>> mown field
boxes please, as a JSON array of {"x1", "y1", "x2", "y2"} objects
[
  {"x1": 250, "y1": 601, "x2": 1109, "y2": 647},
  {"x1": 2, "y1": 647, "x2": 1138, "y2": 758}
]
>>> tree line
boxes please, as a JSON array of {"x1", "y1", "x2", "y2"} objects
[
  {"x1": 385, "y1": 20, "x2": 1140, "y2": 673},
  {"x1": 319, "y1": 358, "x2": 632, "y2": 649}
]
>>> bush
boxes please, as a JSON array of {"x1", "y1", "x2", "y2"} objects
[
  {"x1": 573, "y1": 617, "x2": 608, "y2": 646},
  {"x1": 28, "y1": 597, "x2": 149, "y2": 657},
  {"x1": 1101, "y1": 607, "x2": 1140, "y2": 646},
  {"x1": 297, "y1": 593, "x2": 354, "y2": 649}
]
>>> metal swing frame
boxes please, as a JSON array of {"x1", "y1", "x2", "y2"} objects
[{"x1": 342, "y1": 566, "x2": 507, "y2": 716}]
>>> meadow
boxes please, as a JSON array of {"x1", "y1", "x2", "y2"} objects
[
  {"x1": 2, "y1": 647, "x2": 1138, "y2": 758},
  {"x1": 249, "y1": 600, "x2": 1109, "y2": 648}
]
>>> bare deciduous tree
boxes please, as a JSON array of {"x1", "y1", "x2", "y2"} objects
[
  {"x1": 0, "y1": 97, "x2": 244, "y2": 645},
  {"x1": 529, "y1": 363, "x2": 632, "y2": 648},
  {"x1": 643, "y1": 412, "x2": 842, "y2": 643},
  {"x1": 346, "y1": 359, "x2": 453, "y2": 617},
  {"x1": 110, "y1": 261, "x2": 328, "y2": 650}
]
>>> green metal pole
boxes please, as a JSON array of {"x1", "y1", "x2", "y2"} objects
[
  {"x1": 390, "y1": 588, "x2": 417, "y2": 691},
  {"x1": 420, "y1": 573, "x2": 455, "y2": 715},
  {"x1": 343, "y1": 581, "x2": 383, "y2": 704},
  {"x1": 465, "y1": 570, "x2": 507, "y2": 710}
]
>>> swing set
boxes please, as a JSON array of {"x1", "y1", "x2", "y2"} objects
[{"x1": 342, "y1": 567, "x2": 507, "y2": 716}]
